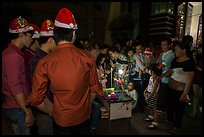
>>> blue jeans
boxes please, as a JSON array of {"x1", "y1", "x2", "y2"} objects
[{"x1": 4, "y1": 108, "x2": 30, "y2": 135}]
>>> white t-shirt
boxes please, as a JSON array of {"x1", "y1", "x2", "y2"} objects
[{"x1": 147, "y1": 76, "x2": 160, "y2": 93}]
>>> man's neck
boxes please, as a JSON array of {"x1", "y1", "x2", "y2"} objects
[
  {"x1": 40, "y1": 44, "x2": 50, "y2": 53},
  {"x1": 11, "y1": 40, "x2": 23, "y2": 49},
  {"x1": 58, "y1": 40, "x2": 71, "y2": 45}
]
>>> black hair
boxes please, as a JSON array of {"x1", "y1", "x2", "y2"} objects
[
  {"x1": 74, "y1": 38, "x2": 85, "y2": 50},
  {"x1": 160, "y1": 36, "x2": 172, "y2": 45},
  {"x1": 149, "y1": 63, "x2": 162, "y2": 76},
  {"x1": 53, "y1": 27, "x2": 75, "y2": 44},
  {"x1": 172, "y1": 40, "x2": 193, "y2": 59},
  {"x1": 95, "y1": 53, "x2": 106, "y2": 69},
  {"x1": 100, "y1": 44, "x2": 109, "y2": 50},
  {"x1": 133, "y1": 41, "x2": 143, "y2": 48},
  {"x1": 29, "y1": 38, "x2": 39, "y2": 48},
  {"x1": 93, "y1": 42, "x2": 100, "y2": 48},
  {"x1": 182, "y1": 35, "x2": 193, "y2": 45},
  {"x1": 109, "y1": 46, "x2": 119, "y2": 53},
  {"x1": 38, "y1": 36, "x2": 52, "y2": 45},
  {"x1": 8, "y1": 30, "x2": 34, "y2": 41}
]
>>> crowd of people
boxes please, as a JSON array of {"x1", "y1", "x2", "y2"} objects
[{"x1": 2, "y1": 7, "x2": 202, "y2": 135}]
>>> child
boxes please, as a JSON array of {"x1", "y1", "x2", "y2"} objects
[
  {"x1": 125, "y1": 82, "x2": 138, "y2": 110},
  {"x1": 96, "y1": 53, "x2": 107, "y2": 88},
  {"x1": 143, "y1": 63, "x2": 162, "y2": 129}
]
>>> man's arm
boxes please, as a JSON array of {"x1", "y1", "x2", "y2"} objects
[{"x1": 15, "y1": 92, "x2": 34, "y2": 127}]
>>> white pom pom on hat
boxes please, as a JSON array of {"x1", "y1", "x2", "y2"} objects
[{"x1": 54, "y1": 8, "x2": 78, "y2": 29}]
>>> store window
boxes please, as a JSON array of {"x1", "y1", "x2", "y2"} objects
[{"x1": 151, "y1": 2, "x2": 174, "y2": 15}]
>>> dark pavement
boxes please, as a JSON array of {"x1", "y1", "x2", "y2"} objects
[
  {"x1": 2, "y1": 104, "x2": 202, "y2": 135},
  {"x1": 95, "y1": 104, "x2": 202, "y2": 135}
]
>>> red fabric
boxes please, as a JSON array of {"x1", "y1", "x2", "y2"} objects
[
  {"x1": 41, "y1": 19, "x2": 54, "y2": 32},
  {"x1": 9, "y1": 16, "x2": 33, "y2": 33},
  {"x1": 2, "y1": 44, "x2": 30, "y2": 108},
  {"x1": 55, "y1": 8, "x2": 77, "y2": 29},
  {"x1": 27, "y1": 43, "x2": 104, "y2": 127}
]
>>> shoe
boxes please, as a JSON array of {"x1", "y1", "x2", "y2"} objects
[
  {"x1": 199, "y1": 106, "x2": 202, "y2": 113},
  {"x1": 90, "y1": 127, "x2": 97, "y2": 135},
  {"x1": 147, "y1": 122, "x2": 158, "y2": 129},
  {"x1": 157, "y1": 110, "x2": 166, "y2": 115},
  {"x1": 144, "y1": 115, "x2": 154, "y2": 122},
  {"x1": 144, "y1": 117, "x2": 154, "y2": 122}
]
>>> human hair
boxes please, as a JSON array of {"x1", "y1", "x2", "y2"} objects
[
  {"x1": 128, "y1": 82, "x2": 135, "y2": 89},
  {"x1": 74, "y1": 38, "x2": 85, "y2": 50},
  {"x1": 29, "y1": 38, "x2": 39, "y2": 48},
  {"x1": 172, "y1": 40, "x2": 193, "y2": 59},
  {"x1": 95, "y1": 53, "x2": 106, "y2": 69},
  {"x1": 8, "y1": 33, "x2": 19, "y2": 41},
  {"x1": 160, "y1": 37, "x2": 172, "y2": 45},
  {"x1": 53, "y1": 27, "x2": 75, "y2": 44},
  {"x1": 149, "y1": 63, "x2": 162, "y2": 76},
  {"x1": 100, "y1": 44, "x2": 109, "y2": 50},
  {"x1": 109, "y1": 46, "x2": 119, "y2": 53},
  {"x1": 38, "y1": 36, "x2": 52, "y2": 45},
  {"x1": 133, "y1": 41, "x2": 143, "y2": 48},
  {"x1": 182, "y1": 35, "x2": 193, "y2": 45},
  {"x1": 8, "y1": 30, "x2": 34, "y2": 41}
]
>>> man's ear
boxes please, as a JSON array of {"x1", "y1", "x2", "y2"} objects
[{"x1": 71, "y1": 30, "x2": 76, "y2": 43}]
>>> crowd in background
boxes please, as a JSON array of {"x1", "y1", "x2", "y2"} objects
[{"x1": 2, "y1": 7, "x2": 202, "y2": 135}]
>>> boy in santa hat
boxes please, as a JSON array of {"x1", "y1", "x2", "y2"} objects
[
  {"x1": 28, "y1": 19, "x2": 56, "y2": 135},
  {"x1": 27, "y1": 8, "x2": 104, "y2": 135},
  {"x1": 2, "y1": 16, "x2": 34, "y2": 135}
]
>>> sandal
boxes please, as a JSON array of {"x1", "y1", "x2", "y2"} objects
[
  {"x1": 144, "y1": 117, "x2": 154, "y2": 122},
  {"x1": 147, "y1": 123, "x2": 158, "y2": 129}
]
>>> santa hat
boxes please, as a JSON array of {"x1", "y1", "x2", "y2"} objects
[
  {"x1": 9, "y1": 16, "x2": 33, "y2": 33},
  {"x1": 144, "y1": 47, "x2": 152, "y2": 55},
  {"x1": 30, "y1": 23, "x2": 40, "y2": 39},
  {"x1": 40, "y1": 19, "x2": 55, "y2": 37},
  {"x1": 54, "y1": 8, "x2": 78, "y2": 29}
]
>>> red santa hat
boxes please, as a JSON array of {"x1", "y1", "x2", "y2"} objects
[
  {"x1": 40, "y1": 19, "x2": 55, "y2": 37},
  {"x1": 9, "y1": 16, "x2": 33, "y2": 33},
  {"x1": 144, "y1": 47, "x2": 152, "y2": 55},
  {"x1": 30, "y1": 23, "x2": 40, "y2": 39},
  {"x1": 54, "y1": 8, "x2": 78, "y2": 29}
]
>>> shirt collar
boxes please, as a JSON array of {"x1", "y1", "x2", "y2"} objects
[
  {"x1": 56, "y1": 42, "x2": 75, "y2": 50},
  {"x1": 163, "y1": 50, "x2": 173, "y2": 56}
]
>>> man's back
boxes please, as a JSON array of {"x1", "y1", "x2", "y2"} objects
[{"x1": 28, "y1": 42, "x2": 103, "y2": 127}]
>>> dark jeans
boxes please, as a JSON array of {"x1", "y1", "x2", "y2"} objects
[
  {"x1": 53, "y1": 119, "x2": 91, "y2": 135},
  {"x1": 3, "y1": 108, "x2": 30, "y2": 135},
  {"x1": 167, "y1": 88, "x2": 186, "y2": 128},
  {"x1": 157, "y1": 83, "x2": 169, "y2": 111},
  {"x1": 89, "y1": 101, "x2": 101, "y2": 129},
  {"x1": 133, "y1": 72, "x2": 150, "y2": 109}
]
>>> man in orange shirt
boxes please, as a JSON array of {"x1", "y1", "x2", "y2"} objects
[{"x1": 26, "y1": 8, "x2": 104, "y2": 135}]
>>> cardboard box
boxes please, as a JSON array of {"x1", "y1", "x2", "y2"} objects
[{"x1": 109, "y1": 101, "x2": 132, "y2": 120}]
